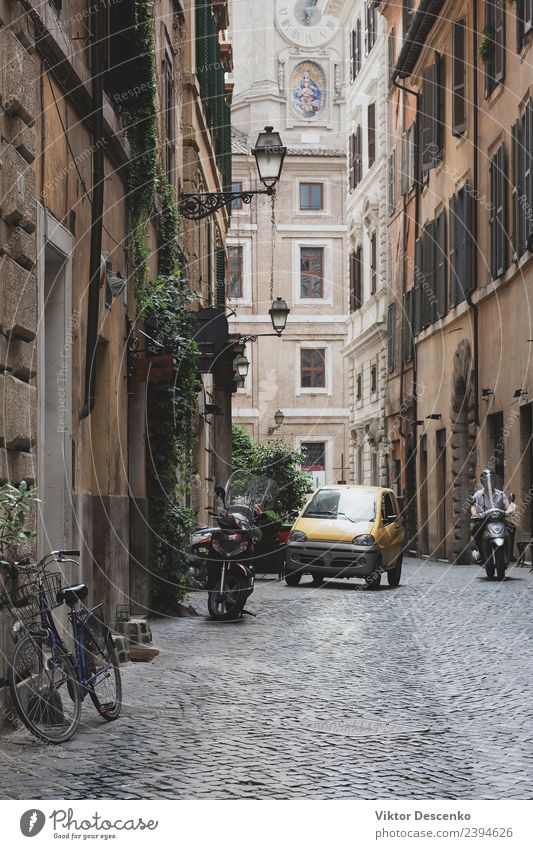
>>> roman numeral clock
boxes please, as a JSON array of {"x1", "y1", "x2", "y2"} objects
[{"x1": 275, "y1": 0, "x2": 340, "y2": 47}]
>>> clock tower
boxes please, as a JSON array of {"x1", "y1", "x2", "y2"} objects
[
  {"x1": 227, "y1": 0, "x2": 349, "y2": 489},
  {"x1": 230, "y1": 0, "x2": 345, "y2": 147}
]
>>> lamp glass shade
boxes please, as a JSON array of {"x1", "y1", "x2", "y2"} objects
[
  {"x1": 253, "y1": 127, "x2": 287, "y2": 188},
  {"x1": 274, "y1": 409, "x2": 284, "y2": 427},
  {"x1": 269, "y1": 297, "x2": 290, "y2": 334},
  {"x1": 235, "y1": 353, "x2": 249, "y2": 379}
]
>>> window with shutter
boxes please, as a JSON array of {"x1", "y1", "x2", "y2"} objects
[
  {"x1": 450, "y1": 187, "x2": 470, "y2": 304},
  {"x1": 421, "y1": 222, "x2": 434, "y2": 329},
  {"x1": 388, "y1": 29, "x2": 395, "y2": 84},
  {"x1": 414, "y1": 238, "x2": 423, "y2": 335},
  {"x1": 435, "y1": 209, "x2": 448, "y2": 319},
  {"x1": 512, "y1": 119, "x2": 525, "y2": 260},
  {"x1": 365, "y1": 3, "x2": 376, "y2": 55},
  {"x1": 351, "y1": 20, "x2": 362, "y2": 81},
  {"x1": 349, "y1": 133, "x2": 355, "y2": 190},
  {"x1": 452, "y1": 19, "x2": 467, "y2": 136},
  {"x1": 403, "y1": 289, "x2": 414, "y2": 362},
  {"x1": 486, "y1": 0, "x2": 506, "y2": 94},
  {"x1": 368, "y1": 104, "x2": 376, "y2": 168},
  {"x1": 388, "y1": 303, "x2": 396, "y2": 373},
  {"x1": 525, "y1": 100, "x2": 533, "y2": 251},
  {"x1": 355, "y1": 125, "x2": 362, "y2": 187},
  {"x1": 420, "y1": 60, "x2": 444, "y2": 173},
  {"x1": 350, "y1": 247, "x2": 362, "y2": 311},
  {"x1": 527, "y1": 0, "x2": 533, "y2": 35},
  {"x1": 495, "y1": 2, "x2": 506, "y2": 82},
  {"x1": 370, "y1": 232, "x2": 377, "y2": 295},
  {"x1": 389, "y1": 152, "x2": 395, "y2": 215},
  {"x1": 490, "y1": 145, "x2": 508, "y2": 279}
]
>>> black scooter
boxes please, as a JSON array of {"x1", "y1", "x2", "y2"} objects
[
  {"x1": 471, "y1": 507, "x2": 515, "y2": 580},
  {"x1": 190, "y1": 472, "x2": 278, "y2": 619}
]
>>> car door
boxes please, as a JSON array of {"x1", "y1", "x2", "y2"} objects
[
  {"x1": 388, "y1": 492, "x2": 404, "y2": 561},
  {"x1": 377, "y1": 492, "x2": 397, "y2": 567}
]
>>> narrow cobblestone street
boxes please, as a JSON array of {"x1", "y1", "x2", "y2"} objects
[{"x1": 0, "y1": 559, "x2": 532, "y2": 800}]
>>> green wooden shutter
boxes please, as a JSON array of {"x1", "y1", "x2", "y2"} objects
[
  {"x1": 452, "y1": 19, "x2": 466, "y2": 136},
  {"x1": 435, "y1": 209, "x2": 448, "y2": 319}
]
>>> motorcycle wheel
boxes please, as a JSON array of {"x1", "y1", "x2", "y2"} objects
[
  {"x1": 495, "y1": 547, "x2": 507, "y2": 581},
  {"x1": 207, "y1": 572, "x2": 247, "y2": 621}
]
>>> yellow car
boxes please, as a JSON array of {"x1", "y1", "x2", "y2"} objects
[{"x1": 285, "y1": 485, "x2": 405, "y2": 589}]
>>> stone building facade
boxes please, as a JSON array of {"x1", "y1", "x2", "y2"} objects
[
  {"x1": 0, "y1": 0, "x2": 232, "y2": 727},
  {"x1": 380, "y1": 0, "x2": 533, "y2": 560},
  {"x1": 342, "y1": 0, "x2": 389, "y2": 489},
  {"x1": 227, "y1": 0, "x2": 349, "y2": 488}
]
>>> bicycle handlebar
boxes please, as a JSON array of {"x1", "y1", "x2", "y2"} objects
[{"x1": 13, "y1": 550, "x2": 81, "y2": 572}]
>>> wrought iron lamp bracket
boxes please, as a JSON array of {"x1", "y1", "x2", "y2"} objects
[{"x1": 179, "y1": 187, "x2": 273, "y2": 220}]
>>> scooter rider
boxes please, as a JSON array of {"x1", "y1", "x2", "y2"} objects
[{"x1": 470, "y1": 469, "x2": 515, "y2": 558}]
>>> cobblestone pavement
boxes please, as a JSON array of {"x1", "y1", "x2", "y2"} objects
[{"x1": 0, "y1": 558, "x2": 532, "y2": 799}]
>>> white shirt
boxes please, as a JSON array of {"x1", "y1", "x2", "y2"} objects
[{"x1": 473, "y1": 488, "x2": 509, "y2": 514}]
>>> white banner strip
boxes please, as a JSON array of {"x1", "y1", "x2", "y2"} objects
[{"x1": 2, "y1": 799, "x2": 532, "y2": 848}]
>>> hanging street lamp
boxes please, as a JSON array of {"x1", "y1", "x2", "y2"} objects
[{"x1": 179, "y1": 127, "x2": 287, "y2": 220}]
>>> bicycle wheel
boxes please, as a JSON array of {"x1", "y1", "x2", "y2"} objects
[
  {"x1": 81, "y1": 618, "x2": 122, "y2": 720},
  {"x1": 8, "y1": 632, "x2": 81, "y2": 744}
]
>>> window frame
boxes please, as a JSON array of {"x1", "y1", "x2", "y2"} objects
[
  {"x1": 370, "y1": 231, "x2": 378, "y2": 296},
  {"x1": 452, "y1": 18, "x2": 467, "y2": 137},
  {"x1": 490, "y1": 144, "x2": 508, "y2": 280},
  {"x1": 226, "y1": 239, "x2": 252, "y2": 305},
  {"x1": 368, "y1": 103, "x2": 376, "y2": 169},
  {"x1": 293, "y1": 239, "x2": 332, "y2": 305},
  {"x1": 349, "y1": 245, "x2": 363, "y2": 312},
  {"x1": 298, "y1": 346, "x2": 328, "y2": 395},
  {"x1": 164, "y1": 47, "x2": 176, "y2": 184},
  {"x1": 226, "y1": 244, "x2": 244, "y2": 300},
  {"x1": 230, "y1": 181, "x2": 243, "y2": 210},
  {"x1": 299, "y1": 182, "x2": 324, "y2": 211},
  {"x1": 299, "y1": 246, "x2": 325, "y2": 299}
]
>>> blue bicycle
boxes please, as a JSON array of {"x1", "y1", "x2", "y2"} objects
[{"x1": 5, "y1": 550, "x2": 121, "y2": 744}]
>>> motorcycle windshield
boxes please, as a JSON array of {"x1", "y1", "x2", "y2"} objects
[{"x1": 224, "y1": 470, "x2": 279, "y2": 520}]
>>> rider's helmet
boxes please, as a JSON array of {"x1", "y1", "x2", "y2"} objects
[{"x1": 480, "y1": 469, "x2": 495, "y2": 491}]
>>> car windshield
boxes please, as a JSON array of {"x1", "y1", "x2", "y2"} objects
[{"x1": 302, "y1": 489, "x2": 376, "y2": 522}]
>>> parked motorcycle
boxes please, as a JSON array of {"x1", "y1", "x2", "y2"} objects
[
  {"x1": 191, "y1": 472, "x2": 278, "y2": 620},
  {"x1": 471, "y1": 505, "x2": 516, "y2": 580}
]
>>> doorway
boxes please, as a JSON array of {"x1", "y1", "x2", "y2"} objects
[
  {"x1": 520, "y1": 404, "x2": 533, "y2": 538},
  {"x1": 436, "y1": 428, "x2": 447, "y2": 558},
  {"x1": 37, "y1": 211, "x2": 73, "y2": 557},
  {"x1": 486, "y1": 411, "x2": 505, "y2": 488},
  {"x1": 418, "y1": 434, "x2": 429, "y2": 554}
]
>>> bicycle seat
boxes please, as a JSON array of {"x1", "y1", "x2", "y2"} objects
[{"x1": 57, "y1": 584, "x2": 88, "y2": 606}]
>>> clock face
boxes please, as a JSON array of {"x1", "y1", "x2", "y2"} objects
[{"x1": 275, "y1": 0, "x2": 339, "y2": 47}]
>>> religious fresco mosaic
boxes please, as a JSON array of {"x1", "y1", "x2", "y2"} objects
[{"x1": 291, "y1": 61, "x2": 326, "y2": 120}]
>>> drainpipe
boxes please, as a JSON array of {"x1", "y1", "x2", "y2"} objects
[
  {"x1": 80, "y1": 7, "x2": 105, "y2": 420},
  {"x1": 393, "y1": 76, "x2": 420, "y2": 549},
  {"x1": 466, "y1": 0, "x2": 480, "y2": 427}
]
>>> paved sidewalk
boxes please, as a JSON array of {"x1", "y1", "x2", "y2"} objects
[{"x1": 0, "y1": 558, "x2": 532, "y2": 799}]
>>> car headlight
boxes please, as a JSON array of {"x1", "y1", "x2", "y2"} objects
[
  {"x1": 352, "y1": 534, "x2": 375, "y2": 546},
  {"x1": 289, "y1": 530, "x2": 307, "y2": 542}
]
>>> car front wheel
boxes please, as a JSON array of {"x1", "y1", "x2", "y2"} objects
[
  {"x1": 387, "y1": 555, "x2": 402, "y2": 587},
  {"x1": 285, "y1": 571, "x2": 302, "y2": 586},
  {"x1": 365, "y1": 569, "x2": 382, "y2": 590}
]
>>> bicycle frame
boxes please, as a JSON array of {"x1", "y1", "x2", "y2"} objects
[{"x1": 25, "y1": 580, "x2": 112, "y2": 702}]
